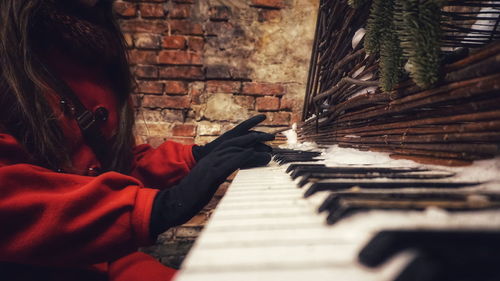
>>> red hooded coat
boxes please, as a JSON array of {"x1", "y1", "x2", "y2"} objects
[{"x1": 0, "y1": 50, "x2": 195, "y2": 281}]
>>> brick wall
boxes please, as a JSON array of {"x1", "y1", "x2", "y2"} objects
[{"x1": 115, "y1": 0, "x2": 319, "y2": 268}]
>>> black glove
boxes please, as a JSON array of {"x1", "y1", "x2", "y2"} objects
[
  {"x1": 217, "y1": 131, "x2": 275, "y2": 168},
  {"x1": 150, "y1": 133, "x2": 273, "y2": 237},
  {"x1": 192, "y1": 114, "x2": 275, "y2": 161}
]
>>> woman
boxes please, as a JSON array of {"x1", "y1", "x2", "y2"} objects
[{"x1": 0, "y1": 0, "x2": 273, "y2": 280}]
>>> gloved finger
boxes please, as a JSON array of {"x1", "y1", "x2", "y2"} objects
[
  {"x1": 249, "y1": 130, "x2": 275, "y2": 141},
  {"x1": 221, "y1": 131, "x2": 275, "y2": 148},
  {"x1": 211, "y1": 146, "x2": 247, "y2": 161},
  {"x1": 229, "y1": 114, "x2": 267, "y2": 135},
  {"x1": 241, "y1": 152, "x2": 272, "y2": 169},
  {"x1": 254, "y1": 142, "x2": 273, "y2": 153},
  {"x1": 218, "y1": 148, "x2": 255, "y2": 171}
]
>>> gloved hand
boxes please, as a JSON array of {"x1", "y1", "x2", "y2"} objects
[
  {"x1": 192, "y1": 114, "x2": 275, "y2": 162},
  {"x1": 150, "y1": 133, "x2": 273, "y2": 237}
]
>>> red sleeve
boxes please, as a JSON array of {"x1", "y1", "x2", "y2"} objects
[
  {"x1": 108, "y1": 252, "x2": 177, "y2": 281},
  {"x1": 0, "y1": 134, "x2": 158, "y2": 266},
  {"x1": 130, "y1": 141, "x2": 197, "y2": 189}
]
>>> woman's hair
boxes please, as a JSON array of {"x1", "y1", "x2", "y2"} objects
[{"x1": 0, "y1": 0, "x2": 135, "y2": 173}]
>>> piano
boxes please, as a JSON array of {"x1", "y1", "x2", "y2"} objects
[
  {"x1": 174, "y1": 147, "x2": 500, "y2": 281},
  {"x1": 174, "y1": 1, "x2": 500, "y2": 280}
]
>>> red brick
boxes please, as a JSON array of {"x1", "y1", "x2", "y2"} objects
[
  {"x1": 187, "y1": 37, "x2": 204, "y2": 52},
  {"x1": 215, "y1": 182, "x2": 230, "y2": 197},
  {"x1": 134, "y1": 33, "x2": 161, "y2": 49},
  {"x1": 242, "y1": 82, "x2": 285, "y2": 96},
  {"x1": 205, "y1": 65, "x2": 231, "y2": 79},
  {"x1": 291, "y1": 113, "x2": 302, "y2": 124},
  {"x1": 128, "y1": 50, "x2": 158, "y2": 65},
  {"x1": 158, "y1": 50, "x2": 202, "y2": 65},
  {"x1": 170, "y1": 4, "x2": 191, "y2": 19},
  {"x1": 131, "y1": 94, "x2": 143, "y2": 108},
  {"x1": 134, "y1": 65, "x2": 158, "y2": 79},
  {"x1": 164, "y1": 81, "x2": 188, "y2": 95},
  {"x1": 138, "y1": 81, "x2": 164, "y2": 95},
  {"x1": 184, "y1": 213, "x2": 208, "y2": 226},
  {"x1": 206, "y1": 81, "x2": 241, "y2": 93},
  {"x1": 204, "y1": 65, "x2": 251, "y2": 80},
  {"x1": 143, "y1": 95, "x2": 191, "y2": 109},
  {"x1": 172, "y1": 123, "x2": 197, "y2": 137},
  {"x1": 159, "y1": 66, "x2": 204, "y2": 80},
  {"x1": 167, "y1": 136, "x2": 195, "y2": 145},
  {"x1": 168, "y1": 20, "x2": 203, "y2": 35},
  {"x1": 234, "y1": 95, "x2": 255, "y2": 109},
  {"x1": 261, "y1": 112, "x2": 291, "y2": 126},
  {"x1": 256, "y1": 96, "x2": 280, "y2": 111},
  {"x1": 139, "y1": 3, "x2": 165, "y2": 18},
  {"x1": 209, "y1": 6, "x2": 231, "y2": 21},
  {"x1": 113, "y1": 2, "x2": 137, "y2": 17},
  {"x1": 251, "y1": 0, "x2": 286, "y2": 9},
  {"x1": 123, "y1": 33, "x2": 134, "y2": 48},
  {"x1": 162, "y1": 36, "x2": 187, "y2": 49},
  {"x1": 227, "y1": 170, "x2": 238, "y2": 181},
  {"x1": 280, "y1": 97, "x2": 300, "y2": 111},
  {"x1": 258, "y1": 9, "x2": 282, "y2": 22},
  {"x1": 120, "y1": 20, "x2": 167, "y2": 33}
]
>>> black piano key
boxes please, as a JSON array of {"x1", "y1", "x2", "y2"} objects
[
  {"x1": 290, "y1": 166, "x2": 431, "y2": 180},
  {"x1": 318, "y1": 192, "x2": 492, "y2": 213},
  {"x1": 358, "y1": 230, "x2": 500, "y2": 281},
  {"x1": 286, "y1": 163, "x2": 326, "y2": 174},
  {"x1": 297, "y1": 171, "x2": 455, "y2": 187},
  {"x1": 304, "y1": 180, "x2": 481, "y2": 197},
  {"x1": 393, "y1": 252, "x2": 500, "y2": 281},
  {"x1": 326, "y1": 205, "x2": 367, "y2": 225},
  {"x1": 277, "y1": 157, "x2": 324, "y2": 165},
  {"x1": 392, "y1": 253, "x2": 442, "y2": 281},
  {"x1": 271, "y1": 148, "x2": 323, "y2": 165},
  {"x1": 318, "y1": 193, "x2": 338, "y2": 213},
  {"x1": 271, "y1": 148, "x2": 322, "y2": 157},
  {"x1": 319, "y1": 192, "x2": 500, "y2": 225}
]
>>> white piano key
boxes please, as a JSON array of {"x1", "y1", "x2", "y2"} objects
[
  {"x1": 210, "y1": 206, "x2": 315, "y2": 220},
  {"x1": 203, "y1": 214, "x2": 326, "y2": 232},
  {"x1": 178, "y1": 251, "x2": 416, "y2": 281},
  {"x1": 193, "y1": 227, "x2": 356, "y2": 248},
  {"x1": 182, "y1": 243, "x2": 361, "y2": 270}
]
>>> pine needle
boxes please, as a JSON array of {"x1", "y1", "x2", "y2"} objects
[
  {"x1": 365, "y1": 0, "x2": 386, "y2": 55},
  {"x1": 365, "y1": 0, "x2": 404, "y2": 91},
  {"x1": 396, "y1": 0, "x2": 445, "y2": 89}
]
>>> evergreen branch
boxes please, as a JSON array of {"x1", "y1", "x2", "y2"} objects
[{"x1": 396, "y1": 0, "x2": 445, "y2": 89}]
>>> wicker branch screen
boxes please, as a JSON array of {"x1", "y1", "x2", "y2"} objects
[{"x1": 300, "y1": 0, "x2": 500, "y2": 166}]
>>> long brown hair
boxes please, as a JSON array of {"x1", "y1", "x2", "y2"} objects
[{"x1": 0, "y1": 0, "x2": 135, "y2": 173}]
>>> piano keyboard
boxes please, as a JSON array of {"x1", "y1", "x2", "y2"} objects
[{"x1": 174, "y1": 149, "x2": 500, "y2": 281}]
